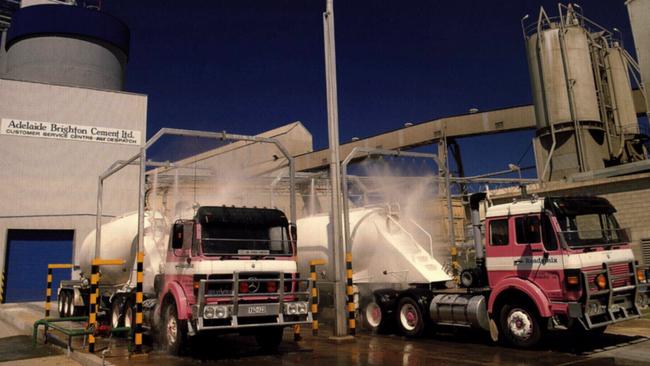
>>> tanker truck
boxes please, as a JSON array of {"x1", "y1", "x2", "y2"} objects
[
  {"x1": 299, "y1": 194, "x2": 650, "y2": 348},
  {"x1": 57, "y1": 206, "x2": 312, "y2": 354}
]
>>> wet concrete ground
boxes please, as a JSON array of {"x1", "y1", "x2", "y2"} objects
[
  {"x1": 102, "y1": 324, "x2": 650, "y2": 366},
  {"x1": 1, "y1": 301, "x2": 648, "y2": 366}
]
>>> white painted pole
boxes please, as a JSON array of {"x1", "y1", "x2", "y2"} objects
[{"x1": 323, "y1": 0, "x2": 347, "y2": 337}]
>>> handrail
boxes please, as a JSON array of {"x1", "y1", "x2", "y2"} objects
[{"x1": 408, "y1": 218, "x2": 434, "y2": 258}]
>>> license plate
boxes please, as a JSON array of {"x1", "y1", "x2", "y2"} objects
[
  {"x1": 238, "y1": 304, "x2": 279, "y2": 317},
  {"x1": 248, "y1": 306, "x2": 266, "y2": 314}
]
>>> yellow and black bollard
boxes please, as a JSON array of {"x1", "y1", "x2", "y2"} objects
[
  {"x1": 346, "y1": 253, "x2": 355, "y2": 336},
  {"x1": 45, "y1": 264, "x2": 74, "y2": 318},
  {"x1": 87, "y1": 258, "x2": 124, "y2": 353},
  {"x1": 0, "y1": 268, "x2": 5, "y2": 304},
  {"x1": 309, "y1": 259, "x2": 325, "y2": 336},
  {"x1": 134, "y1": 252, "x2": 144, "y2": 353},
  {"x1": 88, "y1": 259, "x2": 100, "y2": 353}
]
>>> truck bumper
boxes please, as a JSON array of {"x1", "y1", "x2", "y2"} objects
[
  {"x1": 192, "y1": 272, "x2": 314, "y2": 332},
  {"x1": 578, "y1": 263, "x2": 649, "y2": 329}
]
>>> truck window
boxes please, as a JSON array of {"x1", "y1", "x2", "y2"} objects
[
  {"x1": 489, "y1": 219, "x2": 509, "y2": 246},
  {"x1": 515, "y1": 216, "x2": 540, "y2": 244},
  {"x1": 541, "y1": 214, "x2": 558, "y2": 251}
]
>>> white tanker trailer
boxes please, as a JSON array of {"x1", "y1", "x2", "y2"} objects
[
  {"x1": 296, "y1": 206, "x2": 452, "y2": 324},
  {"x1": 57, "y1": 211, "x2": 168, "y2": 324}
]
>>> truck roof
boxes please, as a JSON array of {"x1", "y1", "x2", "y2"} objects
[
  {"x1": 484, "y1": 196, "x2": 615, "y2": 218},
  {"x1": 485, "y1": 198, "x2": 544, "y2": 218}
]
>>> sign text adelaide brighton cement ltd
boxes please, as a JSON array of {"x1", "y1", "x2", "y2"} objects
[{"x1": 1, "y1": 118, "x2": 141, "y2": 146}]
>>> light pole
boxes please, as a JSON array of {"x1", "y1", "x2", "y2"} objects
[{"x1": 323, "y1": 0, "x2": 347, "y2": 337}]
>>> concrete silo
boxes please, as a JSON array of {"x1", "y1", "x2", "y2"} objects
[
  {"x1": 2, "y1": 2, "x2": 129, "y2": 91},
  {"x1": 524, "y1": 4, "x2": 647, "y2": 181}
]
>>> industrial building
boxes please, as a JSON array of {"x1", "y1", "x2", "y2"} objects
[{"x1": 0, "y1": 0, "x2": 146, "y2": 303}]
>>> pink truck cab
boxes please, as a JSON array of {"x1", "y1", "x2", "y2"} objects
[
  {"x1": 155, "y1": 206, "x2": 312, "y2": 354},
  {"x1": 368, "y1": 195, "x2": 649, "y2": 348}
]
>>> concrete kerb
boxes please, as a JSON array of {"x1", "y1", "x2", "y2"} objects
[{"x1": 69, "y1": 350, "x2": 115, "y2": 366}]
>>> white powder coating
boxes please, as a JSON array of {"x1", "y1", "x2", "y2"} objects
[
  {"x1": 77, "y1": 211, "x2": 169, "y2": 293},
  {"x1": 297, "y1": 207, "x2": 451, "y2": 285}
]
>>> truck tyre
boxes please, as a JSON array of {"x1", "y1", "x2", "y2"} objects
[
  {"x1": 65, "y1": 291, "x2": 74, "y2": 317},
  {"x1": 124, "y1": 300, "x2": 134, "y2": 332},
  {"x1": 396, "y1": 297, "x2": 424, "y2": 337},
  {"x1": 255, "y1": 326, "x2": 284, "y2": 352},
  {"x1": 57, "y1": 292, "x2": 66, "y2": 318},
  {"x1": 499, "y1": 302, "x2": 542, "y2": 348},
  {"x1": 111, "y1": 300, "x2": 123, "y2": 329},
  {"x1": 163, "y1": 302, "x2": 187, "y2": 355}
]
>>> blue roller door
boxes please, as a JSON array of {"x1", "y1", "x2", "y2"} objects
[{"x1": 3, "y1": 230, "x2": 73, "y2": 303}]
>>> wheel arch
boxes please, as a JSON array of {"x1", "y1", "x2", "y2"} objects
[
  {"x1": 161, "y1": 281, "x2": 190, "y2": 320},
  {"x1": 488, "y1": 277, "x2": 552, "y2": 318}
]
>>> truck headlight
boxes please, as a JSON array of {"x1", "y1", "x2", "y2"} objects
[
  {"x1": 586, "y1": 301, "x2": 605, "y2": 316},
  {"x1": 284, "y1": 302, "x2": 308, "y2": 315},
  {"x1": 297, "y1": 302, "x2": 308, "y2": 314},
  {"x1": 203, "y1": 305, "x2": 231, "y2": 319},
  {"x1": 284, "y1": 303, "x2": 298, "y2": 315},
  {"x1": 214, "y1": 305, "x2": 230, "y2": 319},
  {"x1": 204, "y1": 306, "x2": 215, "y2": 319},
  {"x1": 638, "y1": 293, "x2": 649, "y2": 308}
]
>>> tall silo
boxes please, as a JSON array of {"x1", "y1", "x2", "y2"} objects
[
  {"x1": 2, "y1": 3, "x2": 129, "y2": 91},
  {"x1": 626, "y1": 0, "x2": 650, "y2": 117},
  {"x1": 525, "y1": 4, "x2": 607, "y2": 181},
  {"x1": 525, "y1": 4, "x2": 647, "y2": 181}
]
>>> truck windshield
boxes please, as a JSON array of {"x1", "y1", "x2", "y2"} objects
[
  {"x1": 200, "y1": 223, "x2": 293, "y2": 256},
  {"x1": 556, "y1": 212, "x2": 628, "y2": 248}
]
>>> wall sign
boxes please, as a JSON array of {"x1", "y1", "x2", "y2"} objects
[{"x1": 1, "y1": 118, "x2": 141, "y2": 146}]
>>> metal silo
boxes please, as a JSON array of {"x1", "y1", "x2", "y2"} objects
[
  {"x1": 2, "y1": 3, "x2": 129, "y2": 91},
  {"x1": 524, "y1": 3, "x2": 647, "y2": 181}
]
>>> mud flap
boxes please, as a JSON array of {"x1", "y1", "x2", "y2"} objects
[{"x1": 489, "y1": 317, "x2": 499, "y2": 342}]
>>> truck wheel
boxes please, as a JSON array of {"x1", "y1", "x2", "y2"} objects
[
  {"x1": 363, "y1": 302, "x2": 388, "y2": 333},
  {"x1": 255, "y1": 326, "x2": 284, "y2": 352},
  {"x1": 57, "y1": 292, "x2": 66, "y2": 317},
  {"x1": 396, "y1": 297, "x2": 424, "y2": 337},
  {"x1": 499, "y1": 303, "x2": 542, "y2": 348},
  {"x1": 163, "y1": 302, "x2": 187, "y2": 355}
]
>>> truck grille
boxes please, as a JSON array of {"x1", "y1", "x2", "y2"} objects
[{"x1": 584, "y1": 262, "x2": 633, "y2": 292}]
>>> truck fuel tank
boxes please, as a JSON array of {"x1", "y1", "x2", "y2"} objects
[{"x1": 429, "y1": 294, "x2": 489, "y2": 331}]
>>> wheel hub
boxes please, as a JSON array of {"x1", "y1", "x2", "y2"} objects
[
  {"x1": 167, "y1": 316, "x2": 177, "y2": 345},
  {"x1": 507, "y1": 309, "x2": 533, "y2": 340}
]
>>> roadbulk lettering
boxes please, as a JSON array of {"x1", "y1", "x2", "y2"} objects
[
  {"x1": 0, "y1": 118, "x2": 141, "y2": 146},
  {"x1": 513, "y1": 257, "x2": 559, "y2": 266}
]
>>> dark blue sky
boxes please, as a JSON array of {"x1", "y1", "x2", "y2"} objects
[{"x1": 102, "y1": 1, "x2": 635, "y2": 177}]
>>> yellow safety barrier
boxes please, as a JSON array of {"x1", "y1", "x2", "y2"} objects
[
  {"x1": 88, "y1": 258, "x2": 125, "y2": 353},
  {"x1": 345, "y1": 253, "x2": 355, "y2": 335},
  {"x1": 45, "y1": 264, "x2": 75, "y2": 318},
  {"x1": 309, "y1": 259, "x2": 326, "y2": 336}
]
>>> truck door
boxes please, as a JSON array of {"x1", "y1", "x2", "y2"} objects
[{"x1": 513, "y1": 215, "x2": 564, "y2": 300}]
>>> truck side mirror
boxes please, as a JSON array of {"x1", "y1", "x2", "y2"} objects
[
  {"x1": 172, "y1": 223, "x2": 184, "y2": 249},
  {"x1": 289, "y1": 223, "x2": 297, "y2": 242}
]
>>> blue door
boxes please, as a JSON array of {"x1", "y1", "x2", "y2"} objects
[{"x1": 3, "y1": 230, "x2": 73, "y2": 303}]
